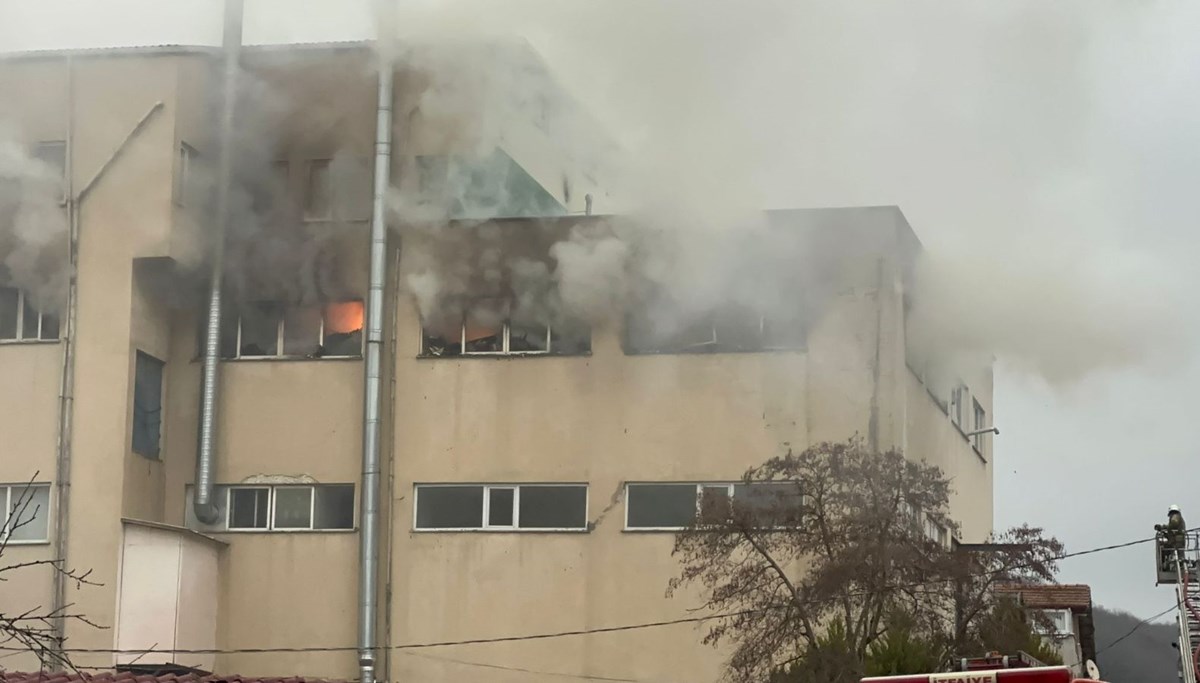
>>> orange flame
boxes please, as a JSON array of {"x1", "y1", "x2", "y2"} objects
[{"x1": 324, "y1": 301, "x2": 364, "y2": 334}]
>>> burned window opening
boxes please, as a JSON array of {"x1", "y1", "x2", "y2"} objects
[
  {"x1": 132, "y1": 351, "x2": 164, "y2": 459},
  {"x1": 200, "y1": 300, "x2": 365, "y2": 360},
  {"x1": 304, "y1": 159, "x2": 332, "y2": 220},
  {"x1": 0, "y1": 287, "x2": 60, "y2": 343},
  {"x1": 420, "y1": 316, "x2": 590, "y2": 358}
]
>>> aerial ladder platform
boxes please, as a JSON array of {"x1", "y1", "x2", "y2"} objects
[{"x1": 1154, "y1": 523, "x2": 1200, "y2": 683}]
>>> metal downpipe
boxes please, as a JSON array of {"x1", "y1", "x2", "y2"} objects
[
  {"x1": 195, "y1": 0, "x2": 243, "y2": 524},
  {"x1": 358, "y1": 49, "x2": 394, "y2": 683}
]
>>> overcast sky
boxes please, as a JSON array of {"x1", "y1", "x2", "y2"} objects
[{"x1": 3, "y1": 0, "x2": 1196, "y2": 622}]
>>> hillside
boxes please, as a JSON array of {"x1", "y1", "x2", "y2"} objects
[{"x1": 1093, "y1": 605, "x2": 1180, "y2": 683}]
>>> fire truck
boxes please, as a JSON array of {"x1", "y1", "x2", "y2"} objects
[{"x1": 861, "y1": 652, "x2": 1107, "y2": 683}]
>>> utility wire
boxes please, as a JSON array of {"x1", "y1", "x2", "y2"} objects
[
  {"x1": 1093, "y1": 602, "x2": 1181, "y2": 656},
  {"x1": 0, "y1": 530, "x2": 1170, "y2": 658}
]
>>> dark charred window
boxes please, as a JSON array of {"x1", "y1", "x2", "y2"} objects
[
  {"x1": 0, "y1": 287, "x2": 60, "y2": 342},
  {"x1": 420, "y1": 315, "x2": 589, "y2": 357},
  {"x1": 185, "y1": 484, "x2": 355, "y2": 532},
  {"x1": 624, "y1": 302, "x2": 805, "y2": 355},
  {"x1": 132, "y1": 351, "x2": 164, "y2": 459},
  {"x1": 414, "y1": 484, "x2": 588, "y2": 531},
  {"x1": 304, "y1": 159, "x2": 332, "y2": 220},
  {"x1": 217, "y1": 300, "x2": 363, "y2": 359}
]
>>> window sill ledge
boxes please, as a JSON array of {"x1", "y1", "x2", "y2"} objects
[
  {"x1": 971, "y1": 444, "x2": 987, "y2": 464},
  {"x1": 1, "y1": 539, "x2": 51, "y2": 546},
  {"x1": 190, "y1": 528, "x2": 358, "y2": 535},
  {"x1": 411, "y1": 528, "x2": 589, "y2": 534},
  {"x1": 416, "y1": 352, "x2": 593, "y2": 360},
  {"x1": 0, "y1": 339, "x2": 60, "y2": 346},
  {"x1": 622, "y1": 347, "x2": 807, "y2": 357},
  {"x1": 191, "y1": 355, "x2": 363, "y2": 364}
]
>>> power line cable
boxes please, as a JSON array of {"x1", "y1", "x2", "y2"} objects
[
  {"x1": 0, "y1": 529, "x2": 1173, "y2": 658},
  {"x1": 1094, "y1": 602, "x2": 1181, "y2": 656}
]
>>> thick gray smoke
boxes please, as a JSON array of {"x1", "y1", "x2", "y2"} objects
[{"x1": 0, "y1": 120, "x2": 67, "y2": 314}]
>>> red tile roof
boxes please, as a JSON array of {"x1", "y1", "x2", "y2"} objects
[
  {"x1": 1, "y1": 674, "x2": 348, "y2": 683},
  {"x1": 995, "y1": 583, "x2": 1093, "y2": 611}
]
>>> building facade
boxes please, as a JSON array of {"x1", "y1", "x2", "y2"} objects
[{"x1": 0, "y1": 44, "x2": 994, "y2": 683}]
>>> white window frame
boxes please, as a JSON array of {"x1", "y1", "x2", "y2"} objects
[
  {"x1": 623, "y1": 481, "x2": 802, "y2": 531},
  {"x1": 0, "y1": 288, "x2": 58, "y2": 343},
  {"x1": 1032, "y1": 609, "x2": 1073, "y2": 637},
  {"x1": 412, "y1": 483, "x2": 589, "y2": 533},
  {"x1": 226, "y1": 486, "x2": 272, "y2": 531},
  {"x1": 972, "y1": 399, "x2": 987, "y2": 452},
  {"x1": 461, "y1": 321, "x2": 552, "y2": 356},
  {"x1": 0, "y1": 483, "x2": 51, "y2": 544},
  {"x1": 270, "y1": 485, "x2": 316, "y2": 531},
  {"x1": 483, "y1": 486, "x2": 518, "y2": 530},
  {"x1": 950, "y1": 384, "x2": 967, "y2": 427},
  {"x1": 231, "y1": 302, "x2": 364, "y2": 360}
]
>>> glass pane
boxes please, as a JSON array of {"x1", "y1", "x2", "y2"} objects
[
  {"x1": 487, "y1": 488, "x2": 515, "y2": 527},
  {"x1": 322, "y1": 301, "x2": 364, "y2": 356},
  {"x1": 40, "y1": 312, "x2": 59, "y2": 340},
  {"x1": 229, "y1": 488, "x2": 270, "y2": 529},
  {"x1": 132, "y1": 352, "x2": 164, "y2": 458},
  {"x1": 0, "y1": 288, "x2": 18, "y2": 339},
  {"x1": 7, "y1": 485, "x2": 50, "y2": 542},
  {"x1": 626, "y1": 484, "x2": 698, "y2": 528},
  {"x1": 273, "y1": 487, "x2": 314, "y2": 529},
  {"x1": 21, "y1": 298, "x2": 39, "y2": 340},
  {"x1": 415, "y1": 486, "x2": 483, "y2": 529},
  {"x1": 699, "y1": 485, "x2": 731, "y2": 523},
  {"x1": 508, "y1": 321, "x2": 549, "y2": 353},
  {"x1": 733, "y1": 482, "x2": 802, "y2": 526},
  {"x1": 283, "y1": 306, "x2": 322, "y2": 356},
  {"x1": 239, "y1": 303, "x2": 281, "y2": 357},
  {"x1": 314, "y1": 485, "x2": 355, "y2": 529},
  {"x1": 518, "y1": 486, "x2": 587, "y2": 529}
]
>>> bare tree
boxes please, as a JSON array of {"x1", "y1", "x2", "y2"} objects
[
  {"x1": 668, "y1": 439, "x2": 1062, "y2": 683},
  {"x1": 668, "y1": 440, "x2": 955, "y2": 683},
  {"x1": 0, "y1": 473, "x2": 100, "y2": 669}
]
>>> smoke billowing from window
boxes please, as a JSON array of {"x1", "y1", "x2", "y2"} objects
[{"x1": 0, "y1": 122, "x2": 67, "y2": 315}]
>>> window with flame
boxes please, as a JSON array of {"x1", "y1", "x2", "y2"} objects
[
  {"x1": 206, "y1": 300, "x2": 364, "y2": 359},
  {"x1": 0, "y1": 287, "x2": 60, "y2": 342}
]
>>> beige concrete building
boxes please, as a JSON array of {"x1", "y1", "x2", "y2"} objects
[{"x1": 0, "y1": 42, "x2": 994, "y2": 683}]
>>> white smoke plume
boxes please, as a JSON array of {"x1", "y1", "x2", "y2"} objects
[{"x1": 0, "y1": 120, "x2": 67, "y2": 315}]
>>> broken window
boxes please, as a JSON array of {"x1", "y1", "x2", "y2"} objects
[
  {"x1": 304, "y1": 159, "x2": 332, "y2": 220},
  {"x1": 625, "y1": 302, "x2": 805, "y2": 355},
  {"x1": 185, "y1": 484, "x2": 355, "y2": 532},
  {"x1": 420, "y1": 315, "x2": 588, "y2": 357},
  {"x1": 626, "y1": 482, "x2": 802, "y2": 530},
  {"x1": 220, "y1": 300, "x2": 363, "y2": 359},
  {"x1": 0, "y1": 287, "x2": 60, "y2": 342},
  {"x1": 1, "y1": 483, "x2": 51, "y2": 543},
  {"x1": 414, "y1": 484, "x2": 588, "y2": 531},
  {"x1": 131, "y1": 351, "x2": 164, "y2": 459},
  {"x1": 238, "y1": 302, "x2": 283, "y2": 357}
]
